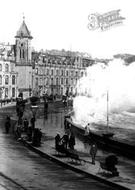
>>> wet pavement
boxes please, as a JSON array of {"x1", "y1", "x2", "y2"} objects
[
  {"x1": 32, "y1": 106, "x2": 135, "y2": 190},
  {"x1": 0, "y1": 134, "x2": 117, "y2": 190},
  {"x1": 0, "y1": 101, "x2": 135, "y2": 189},
  {"x1": 0, "y1": 102, "x2": 118, "y2": 190}
]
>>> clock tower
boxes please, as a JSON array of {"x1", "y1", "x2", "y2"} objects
[
  {"x1": 15, "y1": 18, "x2": 33, "y2": 98},
  {"x1": 15, "y1": 17, "x2": 33, "y2": 65}
]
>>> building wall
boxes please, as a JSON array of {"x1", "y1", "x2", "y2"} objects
[
  {"x1": 15, "y1": 65, "x2": 32, "y2": 99},
  {"x1": 34, "y1": 54, "x2": 87, "y2": 97},
  {"x1": 0, "y1": 58, "x2": 17, "y2": 99}
]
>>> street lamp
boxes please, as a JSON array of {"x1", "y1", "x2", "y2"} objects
[
  {"x1": 30, "y1": 105, "x2": 38, "y2": 130},
  {"x1": 30, "y1": 96, "x2": 39, "y2": 130}
]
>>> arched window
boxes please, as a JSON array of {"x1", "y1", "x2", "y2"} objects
[
  {"x1": 23, "y1": 49, "x2": 25, "y2": 58},
  {"x1": 0, "y1": 75, "x2": 2, "y2": 85},
  {"x1": 51, "y1": 78, "x2": 53, "y2": 85},
  {"x1": 46, "y1": 78, "x2": 49, "y2": 85},
  {"x1": 0, "y1": 64, "x2": 2, "y2": 71},
  {"x1": 5, "y1": 75, "x2": 9, "y2": 85},
  {"x1": 12, "y1": 88, "x2": 15, "y2": 97},
  {"x1": 61, "y1": 70, "x2": 63, "y2": 76},
  {"x1": 66, "y1": 70, "x2": 68, "y2": 76},
  {"x1": 61, "y1": 78, "x2": 63, "y2": 85},
  {"x1": 5, "y1": 88, "x2": 8, "y2": 98},
  {"x1": 66, "y1": 78, "x2": 68, "y2": 85},
  {"x1": 12, "y1": 75, "x2": 15, "y2": 85},
  {"x1": 20, "y1": 48, "x2": 21, "y2": 58},
  {"x1": 5, "y1": 64, "x2": 9, "y2": 72}
]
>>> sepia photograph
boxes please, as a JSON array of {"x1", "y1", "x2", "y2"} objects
[{"x1": 0, "y1": 0, "x2": 134, "y2": 189}]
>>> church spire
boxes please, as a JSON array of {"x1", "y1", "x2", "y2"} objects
[{"x1": 15, "y1": 16, "x2": 33, "y2": 39}]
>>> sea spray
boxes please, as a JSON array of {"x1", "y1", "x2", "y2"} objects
[{"x1": 72, "y1": 59, "x2": 135, "y2": 128}]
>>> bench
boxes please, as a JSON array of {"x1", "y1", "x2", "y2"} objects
[
  {"x1": 66, "y1": 151, "x2": 81, "y2": 164},
  {"x1": 55, "y1": 145, "x2": 81, "y2": 164}
]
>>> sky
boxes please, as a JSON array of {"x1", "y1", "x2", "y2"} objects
[{"x1": 0, "y1": 0, "x2": 134, "y2": 58}]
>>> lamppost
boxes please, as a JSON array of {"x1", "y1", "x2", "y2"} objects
[
  {"x1": 30, "y1": 96, "x2": 39, "y2": 131},
  {"x1": 30, "y1": 105, "x2": 38, "y2": 130},
  {"x1": 30, "y1": 96, "x2": 42, "y2": 147}
]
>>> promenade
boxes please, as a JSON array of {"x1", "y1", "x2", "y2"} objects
[
  {"x1": 23, "y1": 111, "x2": 135, "y2": 190},
  {"x1": 1, "y1": 101, "x2": 135, "y2": 190}
]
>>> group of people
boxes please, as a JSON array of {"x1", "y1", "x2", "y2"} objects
[
  {"x1": 55, "y1": 132, "x2": 76, "y2": 151},
  {"x1": 14, "y1": 117, "x2": 42, "y2": 146}
]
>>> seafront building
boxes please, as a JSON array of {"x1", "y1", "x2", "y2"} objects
[
  {"x1": 0, "y1": 43, "x2": 17, "y2": 100},
  {"x1": 33, "y1": 51, "x2": 95, "y2": 97},
  {"x1": 0, "y1": 19, "x2": 97, "y2": 100}
]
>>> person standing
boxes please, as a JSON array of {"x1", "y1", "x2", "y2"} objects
[
  {"x1": 55, "y1": 133, "x2": 61, "y2": 149},
  {"x1": 69, "y1": 133, "x2": 75, "y2": 150},
  {"x1": 61, "y1": 133, "x2": 69, "y2": 149},
  {"x1": 84, "y1": 123, "x2": 91, "y2": 136},
  {"x1": 5, "y1": 115, "x2": 11, "y2": 134},
  {"x1": 30, "y1": 117, "x2": 35, "y2": 131},
  {"x1": 90, "y1": 141, "x2": 97, "y2": 165}
]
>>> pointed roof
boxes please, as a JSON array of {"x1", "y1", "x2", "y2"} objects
[{"x1": 15, "y1": 20, "x2": 33, "y2": 39}]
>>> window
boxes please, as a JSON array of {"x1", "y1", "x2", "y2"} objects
[
  {"x1": 12, "y1": 88, "x2": 15, "y2": 97},
  {"x1": 23, "y1": 50, "x2": 25, "y2": 59},
  {"x1": 12, "y1": 75, "x2": 15, "y2": 85},
  {"x1": 5, "y1": 75, "x2": 9, "y2": 85},
  {"x1": 61, "y1": 87, "x2": 63, "y2": 95},
  {"x1": 51, "y1": 69, "x2": 53, "y2": 75},
  {"x1": 46, "y1": 78, "x2": 49, "y2": 85},
  {"x1": 76, "y1": 71, "x2": 78, "y2": 77},
  {"x1": 51, "y1": 78, "x2": 53, "y2": 85},
  {"x1": 36, "y1": 68, "x2": 38, "y2": 74},
  {"x1": 56, "y1": 78, "x2": 59, "y2": 85},
  {"x1": 71, "y1": 78, "x2": 73, "y2": 85},
  {"x1": 71, "y1": 70, "x2": 74, "y2": 76},
  {"x1": 66, "y1": 78, "x2": 68, "y2": 85},
  {"x1": 66, "y1": 70, "x2": 68, "y2": 76},
  {"x1": 20, "y1": 49, "x2": 21, "y2": 58},
  {"x1": 5, "y1": 88, "x2": 8, "y2": 98},
  {"x1": 61, "y1": 70, "x2": 63, "y2": 76},
  {"x1": 0, "y1": 75, "x2": 2, "y2": 85},
  {"x1": 81, "y1": 72, "x2": 83, "y2": 77},
  {"x1": 0, "y1": 88, "x2": 2, "y2": 98},
  {"x1": 5, "y1": 64, "x2": 9, "y2": 72},
  {"x1": 35, "y1": 78, "x2": 38, "y2": 86},
  {"x1": 61, "y1": 78, "x2": 63, "y2": 85},
  {"x1": 0, "y1": 64, "x2": 2, "y2": 71}
]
